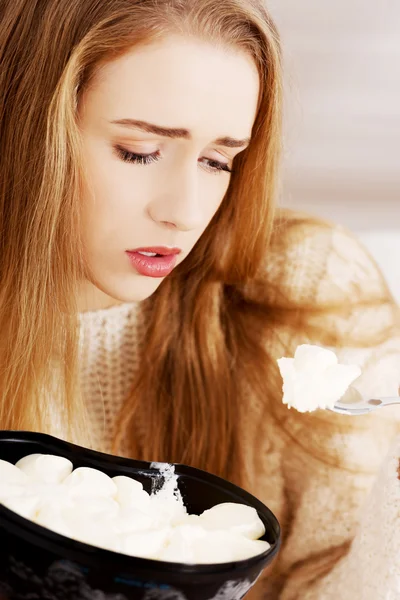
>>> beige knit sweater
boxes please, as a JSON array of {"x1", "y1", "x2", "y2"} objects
[{"x1": 77, "y1": 220, "x2": 400, "y2": 600}]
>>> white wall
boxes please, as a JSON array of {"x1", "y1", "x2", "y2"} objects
[
  {"x1": 358, "y1": 231, "x2": 400, "y2": 303},
  {"x1": 268, "y1": 0, "x2": 400, "y2": 301}
]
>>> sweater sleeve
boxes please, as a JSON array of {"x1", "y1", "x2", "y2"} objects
[
  {"x1": 263, "y1": 217, "x2": 400, "y2": 600},
  {"x1": 280, "y1": 435, "x2": 400, "y2": 600}
]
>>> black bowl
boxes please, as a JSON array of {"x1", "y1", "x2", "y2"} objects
[{"x1": 0, "y1": 431, "x2": 280, "y2": 600}]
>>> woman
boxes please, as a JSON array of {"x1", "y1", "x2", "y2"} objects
[{"x1": 0, "y1": 0, "x2": 399, "y2": 598}]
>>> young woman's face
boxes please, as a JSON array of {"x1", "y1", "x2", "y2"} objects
[{"x1": 78, "y1": 35, "x2": 259, "y2": 309}]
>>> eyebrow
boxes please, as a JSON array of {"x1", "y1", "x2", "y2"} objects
[{"x1": 110, "y1": 118, "x2": 250, "y2": 149}]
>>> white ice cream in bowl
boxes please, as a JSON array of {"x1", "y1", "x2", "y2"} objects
[
  {"x1": 0, "y1": 454, "x2": 270, "y2": 561},
  {"x1": 0, "y1": 431, "x2": 281, "y2": 600}
]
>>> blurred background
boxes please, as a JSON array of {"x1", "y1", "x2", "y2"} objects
[{"x1": 268, "y1": 0, "x2": 399, "y2": 302}]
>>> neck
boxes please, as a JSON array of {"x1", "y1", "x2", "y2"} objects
[{"x1": 77, "y1": 280, "x2": 125, "y2": 313}]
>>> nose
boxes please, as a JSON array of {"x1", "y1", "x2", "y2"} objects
[{"x1": 146, "y1": 164, "x2": 203, "y2": 232}]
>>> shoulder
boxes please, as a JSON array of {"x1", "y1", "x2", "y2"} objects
[
  {"x1": 265, "y1": 209, "x2": 394, "y2": 308},
  {"x1": 262, "y1": 211, "x2": 400, "y2": 456}
]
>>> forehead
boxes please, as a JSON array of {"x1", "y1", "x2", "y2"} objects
[{"x1": 84, "y1": 35, "x2": 260, "y2": 141}]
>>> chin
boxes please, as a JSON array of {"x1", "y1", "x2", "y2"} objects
[{"x1": 103, "y1": 275, "x2": 165, "y2": 304}]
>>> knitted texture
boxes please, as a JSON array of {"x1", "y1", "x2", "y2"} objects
[
  {"x1": 78, "y1": 302, "x2": 143, "y2": 453},
  {"x1": 78, "y1": 220, "x2": 400, "y2": 599}
]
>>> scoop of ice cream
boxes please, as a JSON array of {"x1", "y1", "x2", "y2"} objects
[
  {"x1": 35, "y1": 491, "x2": 111, "y2": 538},
  {"x1": 37, "y1": 497, "x2": 121, "y2": 551},
  {"x1": 63, "y1": 467, "x2": 117, "y2": 498},
  {"x1": 174, "y1": 513, "x2": 203, "y2": 527},
  {"x1": 119, "y1": 527, "x2": 171, "y2": 559},
  {"x1": 199, "y1": 503, "x2": 265, "y2": 540},
  {"x1": 277, "y1": 344, "x2": 362, "y2": 412},
  {"x1": 111, "y1": 506, "x2": 158, "y2": 534},
  {"x1": 161, "y1": 527, "x2": 270, "y2": 564},
  {"x1": 1, "y1": 494, "x2": 41, "y2": 520},
  {"x1": 159, "y1": 524, "x2": 204, "y2": 563},
  {"x1": 112, "y1": 476, "x2": 151, "y2": 511},
  {"x1": 15, "y1": 454, "x2": 73, "y2": 484},
  {"x1": 63, "y1": 496, "x2": 120, "y2": 520},
  {"x1": 0, "y1": 480, "x2": 46, "y2": 519},
  {"x1": 0, "y1": 482, "x2": 26, "y2": 502},
  {"x1": 214, "y1": 534, "x2": 270, "y2": 563},
  {"x1": 36, "y1": 505, "x2": 73, "y2": 538},
  {"x1": 0, "y1": 459, "x2": 29, "y2": 484},
  {"x1": 22, "y1": 481, "x2": 70, "y2": 517},
  {"x1": 194, "y1": 531, "x2": 270, "y2": 563},
  {"x1": 67, "y1": 514, "x2": 120, "y2": 552},
  {"x1": 0, "y1": 479, "x2": 68, "y2": 521}
]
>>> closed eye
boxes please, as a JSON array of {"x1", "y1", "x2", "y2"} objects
[
  {"x1": 114, "y1": 146, "x2": 233, "y2": 174},
  {"x1": 199, "y1": 157, "x2": 232, "y2": 174},
  {"x1": 114, "y1": 146, "x2": 160, "y2": 165}
]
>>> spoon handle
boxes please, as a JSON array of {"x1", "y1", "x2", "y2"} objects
[{"x1": 332, "y1": 396, "x2": 400, "y2": 416}]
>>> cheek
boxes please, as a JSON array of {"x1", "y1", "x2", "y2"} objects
[
  {"x1": 80, "y1": 144, "x2": 146, "y2": 246},
  {"x1": 83, "y1": 150, "x2": 127, "y2": 216},
  {"x1": 202, "y1": 175, "x2": 230, "y2": 220},
  {"x1": 188, "y1": 176, "x2": 229, "y2": 246}
]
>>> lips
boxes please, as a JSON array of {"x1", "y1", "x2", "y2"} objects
[
  {"x1": 133, "y1": 247, "x2": 181, "y2": 257},
  {"x1": 126, "y1": 247, "x2": 181, "y2": 278}
]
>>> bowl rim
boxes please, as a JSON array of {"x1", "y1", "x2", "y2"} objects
[{"x1": 0, "y1": 430, "x2": 281, "y2": 575}]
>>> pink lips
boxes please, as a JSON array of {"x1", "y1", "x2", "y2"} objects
[{"x1": 126, "y1": 247, "x2": 181, "y2": 278}]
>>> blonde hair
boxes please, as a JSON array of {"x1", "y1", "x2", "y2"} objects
[{"x1": 2, "y1": 0, "x2": 395, "y2": 492}]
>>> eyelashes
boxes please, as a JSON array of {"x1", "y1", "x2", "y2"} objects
[
  {"x1": 199, "y1": 157, "x2": 232, "y2": 174},
  {"x1": 114, "y1": 145, "x2": 232, "y2": 174},
  {"x1": 115, "y1": 146, "x2": 161, "y2": 166}
]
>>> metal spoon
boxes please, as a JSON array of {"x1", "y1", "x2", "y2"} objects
[{"x1": 330, "y1": 387, "x2": 400, "y2": 416}]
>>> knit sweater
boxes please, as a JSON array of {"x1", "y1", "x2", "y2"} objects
[{"x1": 77, "y1": 219, "x2": 400, "y2": 600}]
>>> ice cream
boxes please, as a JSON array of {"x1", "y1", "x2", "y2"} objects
[
  {"x1": 16, "y1": 454, "x2": 73, "y2": 484},
  {"x1": 198, "y1": 502, "x2": 265, "y2": 540},
  {"x1": 277, "y1": 344, "x2": 362, "y2": 412},
  {"x1": 63, "y1": 467, "x2": 117, "y2": 497},
  {"x1": 112, "y1": 475, "x2": 151, "y2": 510},
  {"x1": 0, "y1": 453, "x2": 270, "y2": 563},
  {"x1": 0, "y1": 459, "x2": 29, "y2": 484},
  {"x1": 160, "y1": 526, "x2": 268, "y2": 564}
]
